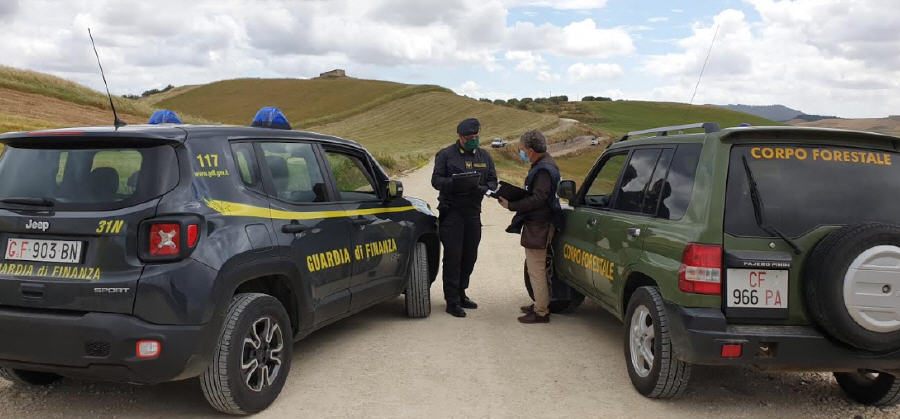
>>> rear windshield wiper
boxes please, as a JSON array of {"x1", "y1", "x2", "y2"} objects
[
  {"x1": 0, "y1": 197, "x2": 56, "y2": 207},
  {"x1": 740, "y1": 156, "x2": 803, "y2": 255}
]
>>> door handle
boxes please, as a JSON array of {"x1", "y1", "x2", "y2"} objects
[
  {"x1": 281, "y1": 222, "x2": 305, "y2": 234},
  {"x1": 627, "y1": 228, "x2": 641, "y2": 239},
  {"x1": 586, "y1": 218, "x2": 598, "y2": 228}
]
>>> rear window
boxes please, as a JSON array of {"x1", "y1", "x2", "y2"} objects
[
  {"x1": 0, "y1": 145, "x2": 179, "y2": 210},
  {"x1": 725, "y1": 144, "x2": 900, "y2": 238}
]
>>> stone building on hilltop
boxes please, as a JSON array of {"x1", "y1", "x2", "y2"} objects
[{"x1": 318, "y1": 69, "x2": 346, "y2": 78}]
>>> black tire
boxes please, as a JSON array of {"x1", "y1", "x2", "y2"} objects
[
  {"x1": 834, "y1": 371, "x2": 900, "y2": 406},
  {"x1": 523, "y1": 246, "x2": 584, "y2": 314},
  {"x1": 804, "y1": 223, "x2": 900, "y2": 352},
  {"x1": 405, "y1": 242, "x2": 431, "y2": 318},
  {"x1": 201, "y1": 293, "x2": 292, "y2": 415},
  {"x1": 0, "y1": 368, "x2": 61, "y2": 386},
  {"x1": 623, "y1": 286, "x2": 691, "y2": 398}
]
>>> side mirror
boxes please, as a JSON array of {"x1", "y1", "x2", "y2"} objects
[
  {"x1": 386, "y1": 180, "x2": 404, "y2": 199},
  {"x1": 558, "y1": 180, "x2": 576, "y2": 201}
]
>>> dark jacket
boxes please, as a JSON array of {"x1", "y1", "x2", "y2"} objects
[
  {"x1": 431, "y1": 142, "x2": 498, "y2": 212},
  {"x1": 507, "y1": 154, "x2": 563, "y2": 249}
]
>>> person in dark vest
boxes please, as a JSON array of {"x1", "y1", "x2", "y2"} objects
[
  {"x1": 499, "y1": 130, "x2": 563, "y2": 323},
  {"x1": 431, "y1": 118, "x2": 498, "y2": 317}
]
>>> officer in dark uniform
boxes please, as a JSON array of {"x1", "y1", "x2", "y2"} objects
[{"x1": 431, "y1": 118, "x2": 498, "y2": 317}]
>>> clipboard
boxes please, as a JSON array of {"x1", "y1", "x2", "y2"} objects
[
  {"x1": 451, "y1": 172, "x2": 481, "y2": 192},
  {"x1": 494, "y1": 181, "x2": 529, "y2": 201}
]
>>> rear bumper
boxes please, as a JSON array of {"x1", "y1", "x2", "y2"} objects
[
  {"x1": 0, "y1": 307, "x2": 215, "y2": 384},
  {"x1": 665, "y1": 302, "x2": 900, "y2": 372}
]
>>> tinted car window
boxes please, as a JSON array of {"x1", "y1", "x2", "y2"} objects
[
  {"x1": 230, "y1": 142, "x2": 262, "y2": 192},
  {"x1": 584, "y1": 153, "x2": 627, "y2": 207},
  {"x1": 725, "y1": 144, "x2": 900, "y2": 238},
  {"x1": 92, "y1": 150, "x2": 142, "y2": 196},
  {"x1": 325, "y1": 151, "x2": 378, "y2": 201},
  {"x1": 0, "y1": 145, "x2": 178, "y2": 210},
  {"x1": 260, "y1": 142, "x2": 328, "y2": 203},
  {"x1": 659, "y1": 144, "x2": 702, "y2": 220},
  {"x1": 641, "y1": 148, "x2": 674, "y2": 215},
  {"x1": 614, "y1": 148, "x2": 661, "y2": 213}
]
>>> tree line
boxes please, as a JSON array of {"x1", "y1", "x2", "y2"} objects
[
  {"x1": 122, "y1": 84, "x2": 175, "y2": 99},
  {"x1": 476, "y1": 95, "x2": 612, "y2": 113}
]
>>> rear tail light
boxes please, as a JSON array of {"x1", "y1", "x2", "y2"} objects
[
  {"x1": 139, "y1": 216, "x2": 201, "y2": 262},
  {"x1": 186, "y1": 224, "x2": 199, "y2": 247},
  {"x1": 149, "y1": 223, "x2": 180, "y2": 256},
  {"x1": 678, "y1": 243, "x2": 722, "y2": 295},
  {"x1": 136, "y1": 340, "x2": 161, "y2": 359}
]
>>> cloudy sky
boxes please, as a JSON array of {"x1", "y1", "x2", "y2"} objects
[{"x1": 0, "y1": 0, "x2": 897, "y2": 118}]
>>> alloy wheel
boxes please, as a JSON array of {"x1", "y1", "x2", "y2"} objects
[
  {"x1": 630, "y1": 305, "x2": 655, "y2": 378},
  {"x1": 241, "y1": 316, "x2": 284, "y2": 392}
]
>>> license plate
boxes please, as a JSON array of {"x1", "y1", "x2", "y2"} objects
[
  {"x1": 726, "y1": 269, "x2": 788, "y2": 309},
  {"x1": 5, "y1": 238, "x2": 82, "y2": 264}
]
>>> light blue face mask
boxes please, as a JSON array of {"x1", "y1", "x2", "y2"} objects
[{"x1": 519, "y1": 149, "x2": 531, "y2": 163}]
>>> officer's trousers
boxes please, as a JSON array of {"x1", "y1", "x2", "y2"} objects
[{"x1": 439, "y1": 208, "x2": 482, "y2": 305}]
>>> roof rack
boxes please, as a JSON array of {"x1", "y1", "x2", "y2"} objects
[{"x1": 618, "y1": 122, "x2": 720, "y2": 142}]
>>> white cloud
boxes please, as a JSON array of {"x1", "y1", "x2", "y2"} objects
[
  {"x1": 560, "y1": 19, "x2": 634, "y2": 57},
  {"x1": 504, "y1": 50, "x2": 560, "y2": 82},
  {"x1": 454, "y1": 80, "x2": 514, "y2": 99},
  {"x1": 457, "y1": 80, "x2": 482, "y2": 96},
  {"x1": 0, "y1": 0, "x2": 19, "y2": 22},
  {"x1": 2, "y1": 0, "x2": 892, "y2": 118},
  {"x1": 642, "y1": 3, "x2": 900, "y2": 117},
  {"x1": 508, "y1": 18, "x2": 634, "y2": 58},
  {"x1": 0, "y1": 0, "x2": 633, "y2": 95},
  {"x1": 567, "y1": 62, "x2": 623, "y2": 82},
  {"x1": 506, "y1": 0, "x2": 608, "y2": 10},
  {"x1": 505, "y1": 50, "x2": 545, "y2": 72},
  {"x1": 536, "y1": 70, "x2": 560, "y2": 82}
]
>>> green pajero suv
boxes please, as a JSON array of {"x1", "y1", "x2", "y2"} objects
[{"x1": 544, "y1": 122, "x2": 900, "y2": 405}]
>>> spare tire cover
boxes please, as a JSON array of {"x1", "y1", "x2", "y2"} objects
[{"x1": 804, "y1": 223, "x2": 900, "y2": 352}]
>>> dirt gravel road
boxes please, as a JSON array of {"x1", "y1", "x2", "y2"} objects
[{"x1": 1, "y1": 159, "x2": 898, "y2": 418}]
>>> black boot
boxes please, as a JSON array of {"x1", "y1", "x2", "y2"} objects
[
  {"x1": 460, "y1": 296, "x2": 478, "y2": 309},
  {"x1": 446, "y1": 304, "x2": 466, "y2": 318}
]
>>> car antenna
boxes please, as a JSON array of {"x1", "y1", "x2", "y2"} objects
[
  {"x1": 688, "y1": 23, "x2": 719, "y2": 105},
  {"x1": 88, "y1": 28, "x2": 126, "y2": 129}
]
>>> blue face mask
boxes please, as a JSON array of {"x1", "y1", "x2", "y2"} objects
[{"x1": 519, "y1": 149, "x2": 531, "y2": 163}]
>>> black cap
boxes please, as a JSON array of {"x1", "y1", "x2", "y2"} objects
[{"x1": 457, "y1": 118, "x2": 480, "y2": 136}]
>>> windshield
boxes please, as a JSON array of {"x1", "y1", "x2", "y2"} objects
[
  {"x1": 0, "y1": 144, "x2": 179, "y2": 210},
  {"x1": 725, "y1": 144, "x2": 900, "y2": 238}
]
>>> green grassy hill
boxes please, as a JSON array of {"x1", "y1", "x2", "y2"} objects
[
  {"x1": 308, "y1": 91, "x2": 557, "y2": 165},
  {"x1": 154, "y1": 76, "x2": 558, "y2": 172},
  {"x1": 572, "y1": 100, "x2": 779, "y2": 139},
  {"x1": 0, "y1": 65, "x2": 154, "y2": 118},
  {"x1": 156, "y1": 77, "x2": 451, "y2": 128},
  {"x1": 0, "y1": 66, "x2": 210, "y2": 133}
]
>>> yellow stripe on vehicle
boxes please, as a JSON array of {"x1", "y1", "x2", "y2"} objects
[{"x1": 204, "y1": 199, "x2": 415, "y2": 220}]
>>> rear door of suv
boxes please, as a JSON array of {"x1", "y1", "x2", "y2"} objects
[
  {"x1": 614, "y1": 143, "x2": 704, "y2": 308},
  {"x1": 0, "y1": 133, "x2": 181, "y2": 314},
  {"x1": 722, "y1": 140, "x2": 900, "y2": 323}
]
